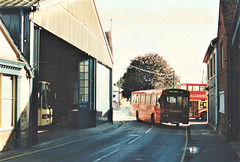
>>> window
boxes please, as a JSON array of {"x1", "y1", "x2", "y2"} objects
[
  {"x1": 160, "y1": 96, "x2": 188, "y2": 109},
  {"x1": 210, "y1": 57, "x2": 213, "y2": 77},
  {"x1": 177, "y1": 97, "x2": 182, "y2": 108},
  {"x1": 200, "y1": 86, "x2": 206, "y2": 92},
  {"x1": 151, "y1": 94, "x2": 156, "y2": 106},
  {"x1": 183, "y1": 97, "x2": 189, "y2": 108},
  {"x1": 212, "y1": 54, "x2": 215, "y2": 76},
  {"x1": 188, "y1": 86, "x2": 193, "y2": 91},
  {"x1": 193, "y1": 86, "x2": 199, "y2": 92},
  {"x1": 79, "y1": 60, "x2": 89, "y2": 103},
  {"x1": 140, "y1": 95, "x2": 145, "y2": 104},
  {"x1": 207, "y1": 63, "x2": 210, "y2": 80},
  {"x1": 219, "y1": 91, "x2": 225, "y2": 113},
  {"x1": 146, "y1": 95, "x2": 151, "y2": 105},
  {"x1": 133, "y1": 95, "x2": 140, "y2": 104},
  {"x1": 181, "y1": 85, "x2": 187, "y2": 90},
  {"x1": 220, "y1": 38, "x2": 224, "y2": 70},
  {"x1": 1, "y1": 74, "x2": 15, "y2": 128},
  {"x1": 137, "y1": 95, "x2": 140, "y2": 104}
]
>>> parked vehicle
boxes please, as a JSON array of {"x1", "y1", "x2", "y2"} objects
[{"x1": 38, "y1": 81, "x2": 53, "y2": 126}]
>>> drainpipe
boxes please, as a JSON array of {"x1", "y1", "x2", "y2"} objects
[
  {"x1": 227, "y1": 35, "x2": 232, "y2": 140},
  {"x1": 20, "y1": 9, "x2": 24, "y2": 53},
  {"x1": 15, "y1": 8, "x2": 25, "y2": 150},
  {"x1": 213, "y1": 40, "x2": 219, "y2": 131},
  {"x1": 29, "y1": 20, "x2": 34, "y2": 147}
]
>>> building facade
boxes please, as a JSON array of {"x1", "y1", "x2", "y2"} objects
[
  {"x1": 0, "y1": 0, "x2": 113, "y2": 151},
  {"x1": 203, "y1": 38, "x2": 217, "y2": 129},
  {"x1": 204, "y1": 0, "x2": 240, "y2": 141},
  {"x1": 0, "y1": 18, "x2": 34, "y2": 151},
  {"x1": 228, "y1": 0, "x2": 240, "y2": 141},
  {"x1": 217, "y1": 0, "x2": 237, "y2": 140}
]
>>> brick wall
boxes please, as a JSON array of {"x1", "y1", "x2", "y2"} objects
[
  {"x1": 217, "y1": 4, "x2": 229, "y2": 140},
  {"x1": 20, "y1": 108, "x2": 29, "y2": 149}
]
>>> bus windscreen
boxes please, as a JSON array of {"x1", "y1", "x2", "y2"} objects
[{"x1": 160, "y1": 96, "x2": 188, "y2": 109}]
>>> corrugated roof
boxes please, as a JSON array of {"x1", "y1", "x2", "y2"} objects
[{"x1": 0, "y1": 0, "x2": 42, "y2": 7}]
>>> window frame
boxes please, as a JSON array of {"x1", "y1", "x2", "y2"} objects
[
  {"x1": 140, "y1": 95, "x2": 145, "y2": 105},
  {"x1": 220, "y1": 38, "x2": 224, "y2": 70},
  {"x1": 0, "y1": 74, "x2": 16, "y2": 130},
  {"x1": 219, "y1": 91, "x2": 225, "y2": 114}
]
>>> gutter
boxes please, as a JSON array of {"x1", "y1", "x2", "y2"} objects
[{"x1": 0, "y1": 6, "x2": 36, "y2": 11}]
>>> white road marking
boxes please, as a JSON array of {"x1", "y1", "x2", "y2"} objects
[
  {"x1": 128, "y1": 135, "x2": 142, "y2": 144},
  {"x1": 129, "y1": 134, "x2": 140, "y2": 136},
  {"x1": 93, "y1": 149, "x2": 119, "y2": 162},
  {"x1": 145, "y1": 128, "x2": 152, "y2": 134}
]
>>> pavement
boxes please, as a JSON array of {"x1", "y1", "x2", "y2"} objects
[
  {"x1": 37, "y1": 121, "x2": 123, "y2": 146},
  {"x1": 0, "y1": 119, "x2": 240, "y2": 162},
  {"x1": 0, "y1": 121, "x2": 123, "y2": 161},
  {"x1": 186, "y1": 123, "x2": 240, "y2": 162}
]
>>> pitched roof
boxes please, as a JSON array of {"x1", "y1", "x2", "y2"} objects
[
  {"x1": 203, "y1": 38, "x2": 218, "y2": 63},
  {"x1": 0, "y1": 0, "x2": 113, "y2": 68}
]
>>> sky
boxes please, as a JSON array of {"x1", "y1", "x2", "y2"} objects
[{"x1": 95, "y1": 0, "x2": 219, "y2": 84}]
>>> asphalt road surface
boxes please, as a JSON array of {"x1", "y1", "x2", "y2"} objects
[
  {"x1": 3, "y1": 122, "x2": 187, "y2": 162},
  {"x1": 1, "y1": 107, "x2": 188, "y2": 162}
]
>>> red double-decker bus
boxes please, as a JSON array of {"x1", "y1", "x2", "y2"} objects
[
  {"x1": 131, "y1": 89, "x2": 189, "y2": 126},
  {"x1": 180, "y1": 83, "x2": 207, "y2": 121}
]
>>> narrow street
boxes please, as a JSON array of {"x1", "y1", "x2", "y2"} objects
[
  {"x1": 0, "y1": 107, "x2": 187, "y2": 162},
  {"x1": 0, "y1": 106, "x2": 239, "y2": 162}
]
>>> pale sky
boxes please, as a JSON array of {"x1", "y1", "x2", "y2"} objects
[{"x1": 95, "y1": 0, "x2": 219, "y2": 84}]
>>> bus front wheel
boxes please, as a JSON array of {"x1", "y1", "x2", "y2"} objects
[
  {"x1": 136, "y1": 111, "x2": 140, "y2": 121},
  {"x1": 201, "y1": 112, "x2": 207, "y2": 121},
  {"x1": 151, "y1": 114, "x2": 155, "y2": 126}
]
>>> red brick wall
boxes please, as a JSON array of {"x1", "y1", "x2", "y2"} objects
[{"x1": 217, "y1": 4, "x2": 229, "y2": 139}]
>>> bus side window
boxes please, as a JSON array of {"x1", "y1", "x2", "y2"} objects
[
  {"x1": 156, "y1": 97, "x2": 160, "y2": 107},
  {"x1": 183, "y1": 97, "x2": 189, "y2": 108}
]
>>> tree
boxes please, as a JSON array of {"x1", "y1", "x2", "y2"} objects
[
  {"x1": 116, "y1": 77, "x2": 124, "y2": 89},
  {"x1": 122, "y1": 53, "x2": 180, "y2": 99}
]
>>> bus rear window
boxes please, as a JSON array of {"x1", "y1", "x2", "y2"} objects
[{"x1": 160, "y1": 96, "x2": 189, "y2": 109}]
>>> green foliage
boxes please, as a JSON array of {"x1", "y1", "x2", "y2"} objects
[
  {"x1": 116, "y1": 77, "x2": 124, "y2": 89},
  {"x1": 122, "y1": 53, "x2": 180, "y2": 99}
]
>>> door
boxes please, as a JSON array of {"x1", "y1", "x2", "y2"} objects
[
  {"x1": 189, "y1": 101, "x2": 198, "y2": 117},
  {"x1": 77, "y1": 59, "x2": 95, "y2": 128}
]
